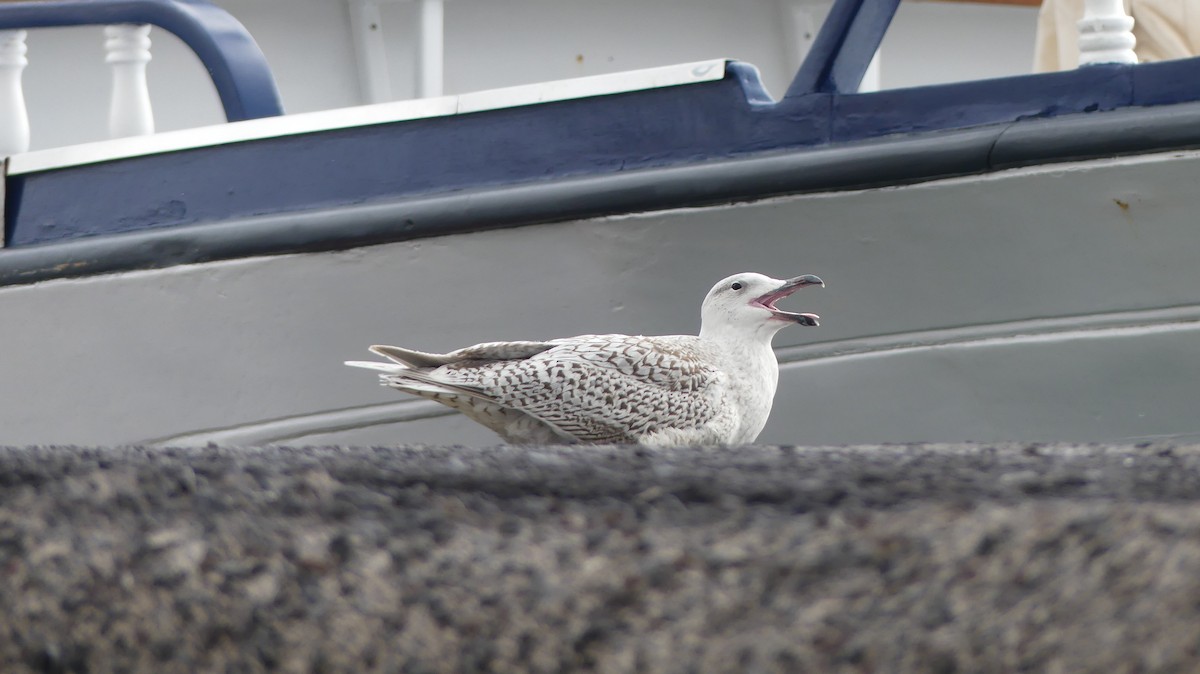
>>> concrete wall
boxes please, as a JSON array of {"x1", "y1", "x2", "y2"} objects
[
  {"x1": 4, "y1": 443, "x2": 1199, "y2": 673},
  {"x1": 14, "y1": 0, "x2": 1039, "y2": 150}
]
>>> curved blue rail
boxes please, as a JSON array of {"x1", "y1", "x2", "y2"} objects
[
  {"x1": 0, "y1": 0, "x2": 282, "y2": 122},
  {"x1": 6, "y1": 0, "x2": 1200, "y2": 259}
]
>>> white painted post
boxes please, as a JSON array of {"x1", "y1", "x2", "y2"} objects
[
  {"x1": 105, "y1": 24, "x2": 155, "y2": 138},
  {"x1": 778, "y1": 1, "x2": 818, "y2": 76},
  {"x1": 859, "y1": 49, "x2": 882, "y2": 93},
  {"x1": 1078, "y1": 0, "x2": 1137, "y2": 66},
  {"x1": 350, "y1": 0, "x2": 394, "y2": 104},
  {"x1": 0, "y1": 30, "x2": 29, "y2": 156},
  {"x1": 416, "y1": 0, "x2": 443, "y2": 98}
]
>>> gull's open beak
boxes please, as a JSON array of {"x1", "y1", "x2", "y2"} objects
[{"x1": 753, "y1": 274, "x2": 824, "y2": 326}]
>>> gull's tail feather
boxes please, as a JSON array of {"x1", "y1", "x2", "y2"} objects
[
  {"x1": 344, "y1": 360, "x2": 406, "y2": 373},
  {"x1": 346, "y1": 352, "x2": 491, "y2": 401},
  {"x1": 369, "y1": 344, "x2": 454, "y2": 368},
  {"x1": 381, "y1": 367, "x2": 491, "y2": 400}
]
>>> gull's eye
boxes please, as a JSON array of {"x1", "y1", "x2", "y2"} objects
[{"x1": 730, "y1": 282, "x2": 743, "y2": 291}]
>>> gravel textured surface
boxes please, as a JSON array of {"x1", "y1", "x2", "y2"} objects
[{"x1": 3, "y1": 443, "x2": 1200, "y2": 673}]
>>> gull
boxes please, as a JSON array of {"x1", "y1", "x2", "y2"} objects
[{"x1": 345, "y1": 272, "x2": 824, "y2": 446}]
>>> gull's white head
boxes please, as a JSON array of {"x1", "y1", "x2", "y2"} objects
[{"x1": 699, "y1": 272, "x2": 824, "y2": 340}]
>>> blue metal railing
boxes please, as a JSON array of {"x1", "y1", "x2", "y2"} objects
[
  {"x1": 786, "y1": 0, "x2": 901, "y2": 97},
  {"x1": 0, "y1": 0, "x2": 283, "y2": 122}
]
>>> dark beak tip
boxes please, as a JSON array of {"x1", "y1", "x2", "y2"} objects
[
  {"x1": 795, "y1": 312, "x2": 820, "y2": 326},
  {"x1": 786, "y1": 274, "x2": 823, "y2": 289}
]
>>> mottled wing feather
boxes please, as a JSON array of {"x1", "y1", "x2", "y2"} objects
[
  {"x1": 421, "y1": 334, "x2": 722, "y2": 443},
  {"x1": 445, "y1": 341, "x2": 559, "y2": 362}
]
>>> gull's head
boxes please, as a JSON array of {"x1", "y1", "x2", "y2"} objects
[{"x1": 699, "y1": 272, "x2": 824, "y2": 340}]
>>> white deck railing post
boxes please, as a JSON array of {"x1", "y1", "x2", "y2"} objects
[
  {"x1": 0, "y1": 30, "x2": 29, "y2": 156},
  {"x1": 860, "y1": 49, "x2": 881, "y2": 93},
  {"x1": 350, "y1": 0, "x2": 394, "y2": 104},
  {"x1": 1078, "y1": 0, "x2": 1137, "y2": 66},
  {"x1": 417, "y1": 0, "x2": 444, "y2": 98},
  {"x1": 105, "y1": 24, "x2": 155, "y2": 138}
]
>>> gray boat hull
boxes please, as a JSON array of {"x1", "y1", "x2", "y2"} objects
[{"x1": 7, "y1": 149, "x2": 1199, "y2": 445}]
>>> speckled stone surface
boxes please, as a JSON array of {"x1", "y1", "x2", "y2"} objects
[{"x1": 2, "y1": 443, "x2": 1200, "y2": 673}]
